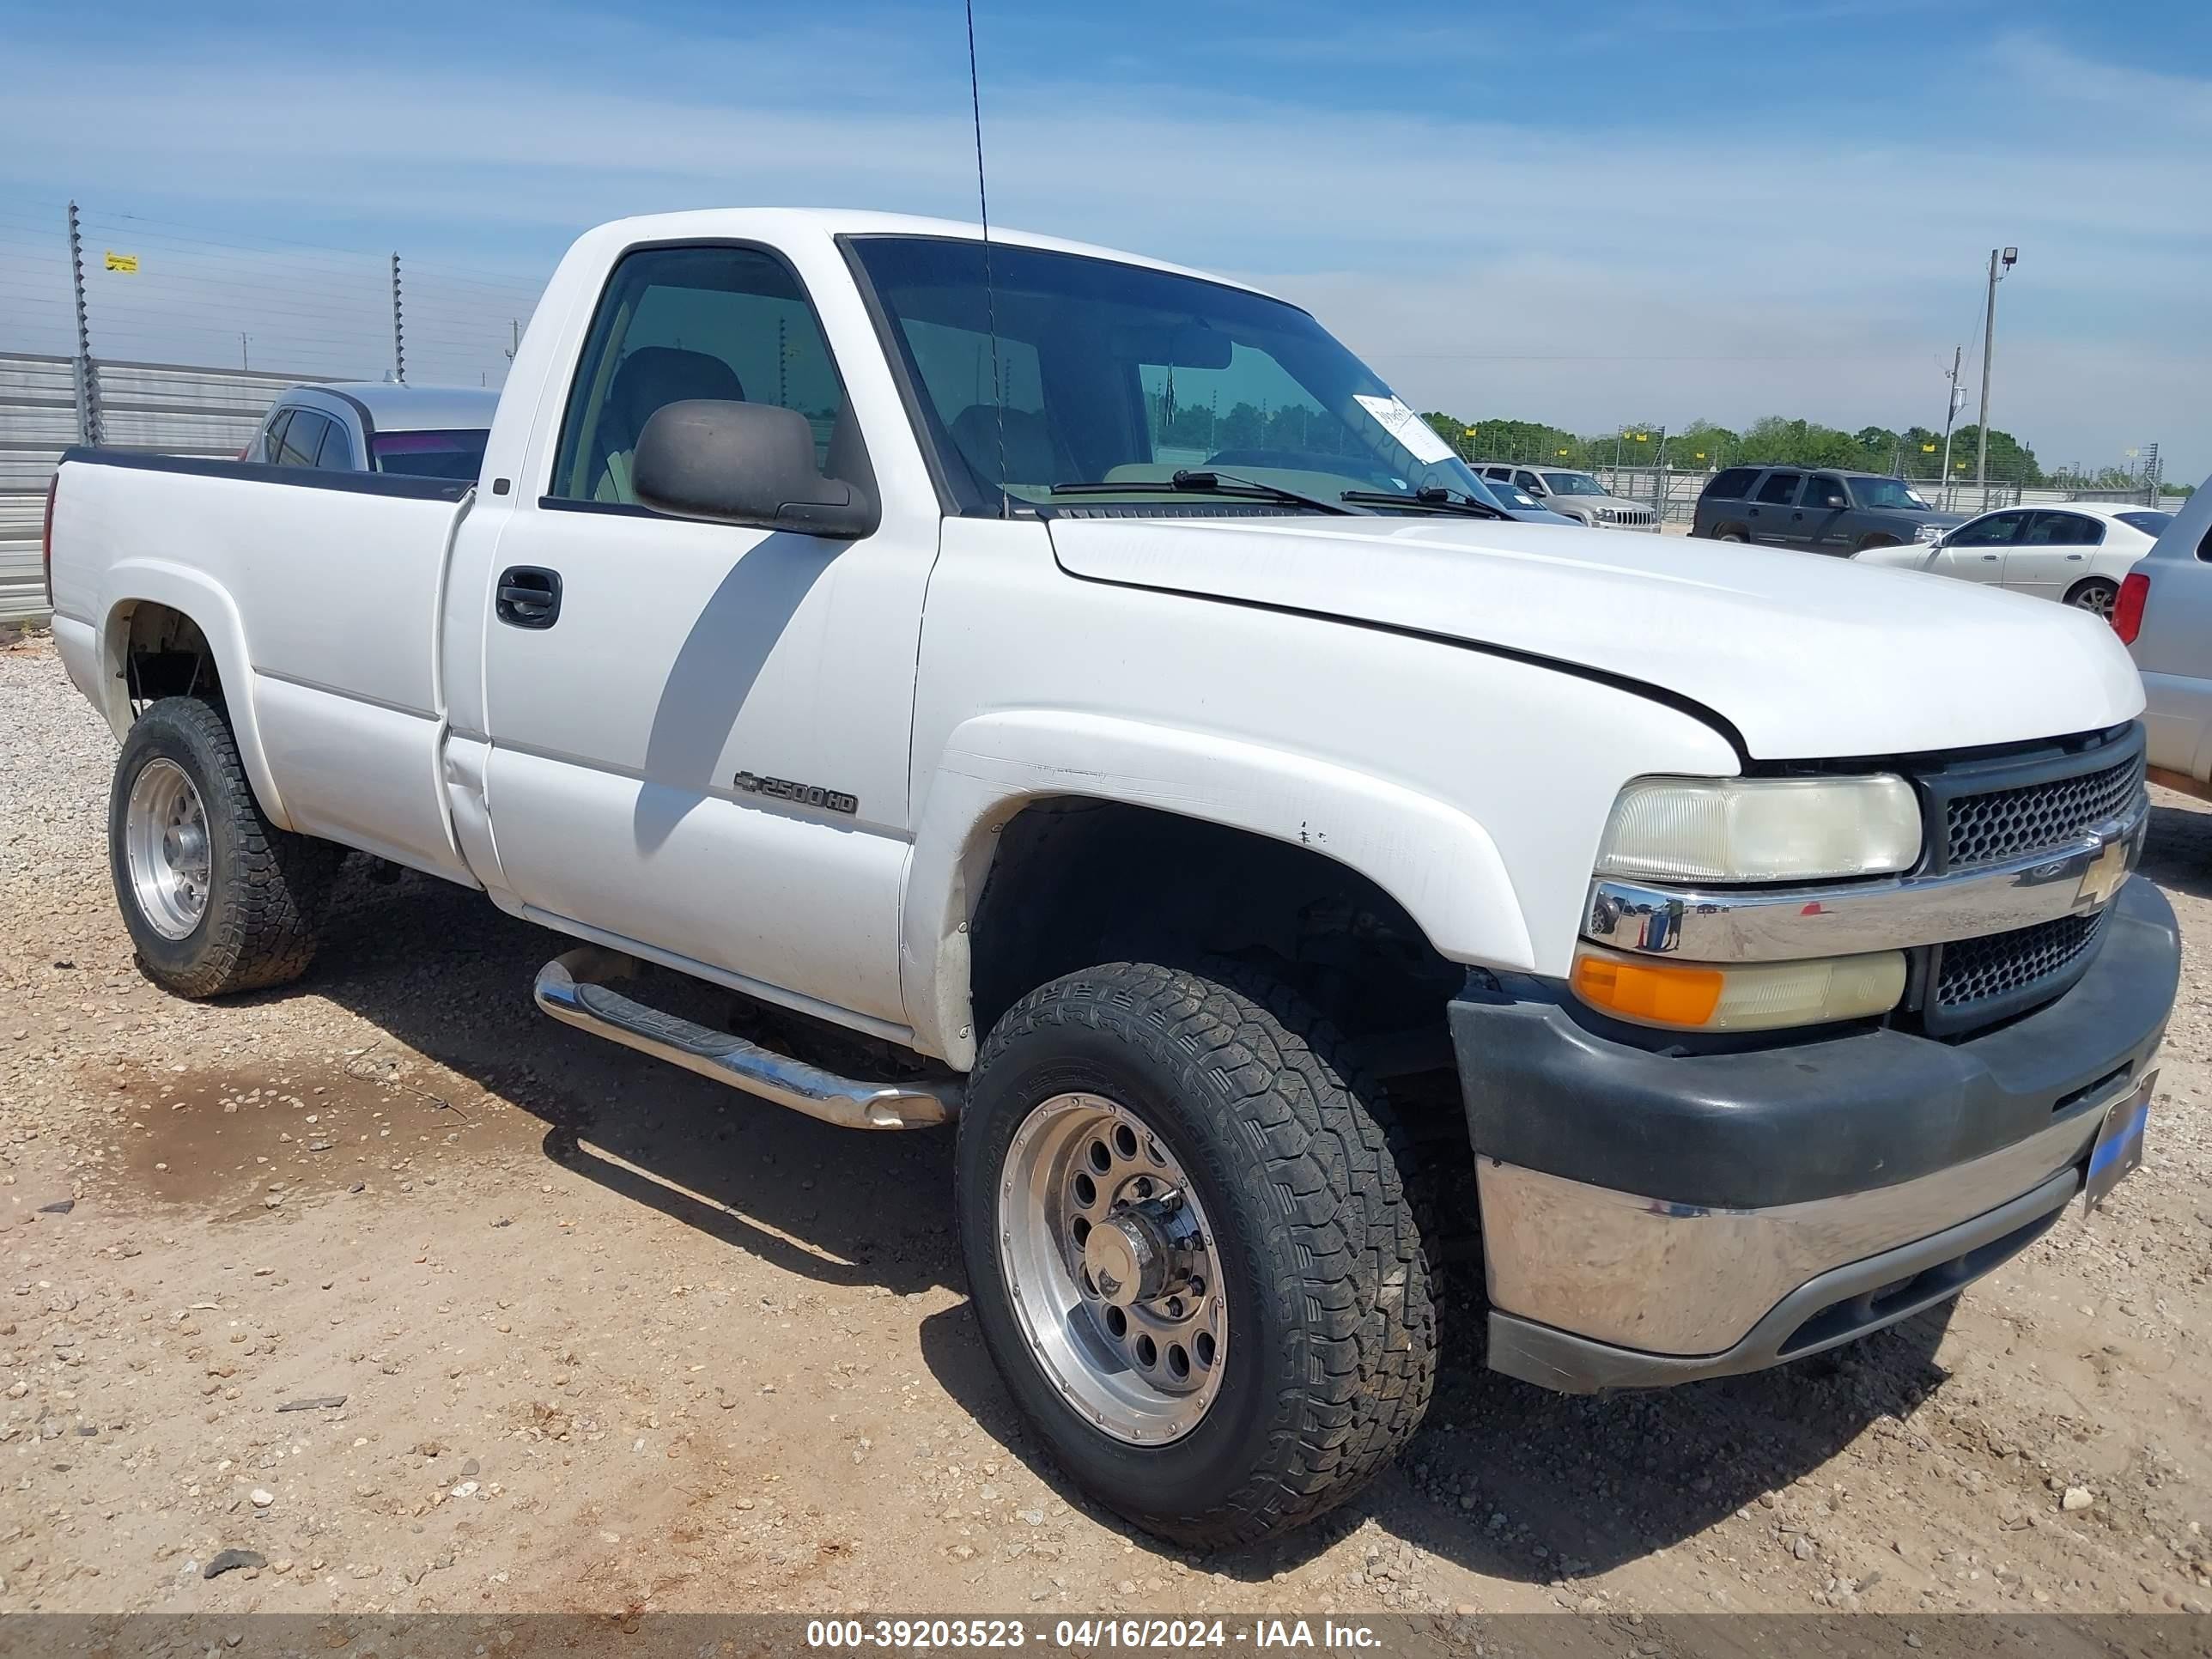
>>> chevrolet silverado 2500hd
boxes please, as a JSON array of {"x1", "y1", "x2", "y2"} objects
[{"x1": 43, "y1": 210, "x2": 2178, "y2": 1547}]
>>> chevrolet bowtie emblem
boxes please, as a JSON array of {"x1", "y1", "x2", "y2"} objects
[{"x1": 2078, "y1": 839, "x2": 2130, "y2": 908}]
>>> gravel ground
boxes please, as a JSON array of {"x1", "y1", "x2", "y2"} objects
[{"x1": 3, "y1": 627, "x2": 2210, "y2": 1620}]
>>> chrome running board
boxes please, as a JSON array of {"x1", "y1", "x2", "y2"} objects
[{"x1": 532, "y1": 947, "x2": 958, "y2": 1130}]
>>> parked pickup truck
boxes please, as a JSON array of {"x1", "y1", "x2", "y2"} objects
[{"x1": 43, "y1": 210, "x2": 2178, "y2": 1548}]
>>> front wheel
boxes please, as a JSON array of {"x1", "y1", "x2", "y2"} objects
[
  {"x1": 957, "y1": 961, "x2": 1435, "y2": 1548},
  {"x1": 2065, "y1": 576, "x2": 2119, "y2": 618}
]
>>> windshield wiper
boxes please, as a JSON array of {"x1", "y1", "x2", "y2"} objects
[
  {"x1": 1049, "y1": 469, "x2": 1351, "y2": 515},
  {"x1": 1340, "y1": 486, "x2": 1511, "y2": 521}
]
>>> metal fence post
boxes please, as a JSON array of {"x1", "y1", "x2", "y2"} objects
[
  {"x1": 66, "y1": 200, "x2": 101, "y2": 446},
  {"x1": 390, "y1": 252, "x2": 406, "y2": 383}
]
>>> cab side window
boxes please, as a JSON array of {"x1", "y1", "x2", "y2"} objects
[
  {"x1": 275, "y1": 410, "x2": 328, "y2": 467},
  {"x1": 549, "y1": 244, "x2": 844, "y2": 506},
  {"x1": 313, "y1": 418, "x2": 356, "y2": 470},
  {"x1": 1754, "y1": 471, "x2": 1802, "y2": 505},
  {"x1": 1804, "y1": 474, "x2": 1849, "y2": 510},
  {"x1": 259, "y1": 410, "x2": 294, "y2": 464}
]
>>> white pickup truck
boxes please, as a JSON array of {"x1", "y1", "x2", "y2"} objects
[{"x1": 42, "y1": 209, "x2": 2178, "y2": 1547}]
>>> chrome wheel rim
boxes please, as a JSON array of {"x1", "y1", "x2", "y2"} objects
[
  {"x1": 997, "y1": 1093, "x2": 1227, "y2": 1444},
  {"x1": 124, "y1": 758, "x2": 211, "y2": 939},
  {"x1": 2072, "y1": 585, "x2": 2117, "y2": 618}
]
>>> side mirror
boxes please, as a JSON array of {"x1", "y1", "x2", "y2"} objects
[{"x1": 633, "y1": 399, "x2": 878, "y2": 539}]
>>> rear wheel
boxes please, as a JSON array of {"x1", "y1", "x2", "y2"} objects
[
  {"x1": 1716, "y1": 527, "x2": 1748, "y2": 543},
  {"x1": 2065, "y1": 576, "x2": 2119, "y2": 618},
  {"x1": 957, "y1": 960, "x2": 1435, "y2": 1547},
  {"x1": 109, "y1": 697, "x2": 337, "y2": 998}
]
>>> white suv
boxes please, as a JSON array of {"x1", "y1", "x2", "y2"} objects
[{"x1": 1472, "y1": 463, "x2": 1658, "y2": 530}]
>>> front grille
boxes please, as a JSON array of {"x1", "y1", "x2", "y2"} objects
[
  {"x1": 1933, "y1": 908, "x2": 2106, "y2": 1016},
  {"x1": 1943, "y1": 750, "x2": 2144, "y2": 868}
]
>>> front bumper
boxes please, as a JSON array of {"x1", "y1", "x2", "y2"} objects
[{"x1": 1451, "y1": 877, "x2": 2179, "y2": 1393}]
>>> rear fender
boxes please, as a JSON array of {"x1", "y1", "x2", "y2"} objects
[{"x1": 98, "y1": 560, "x2": 291, "y2": 830}]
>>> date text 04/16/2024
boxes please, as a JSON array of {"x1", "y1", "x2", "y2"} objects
[{"x1": 802, "y1": 1620, "x2": 1384, "y2": 1650}]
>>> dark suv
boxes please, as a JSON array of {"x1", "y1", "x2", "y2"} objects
[{"x1": 1691, "y1": 465, "x2": 1966, "y2": 554}]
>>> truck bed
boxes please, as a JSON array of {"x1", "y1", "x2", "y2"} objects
[{"x1": 48, "y1": 448, "x2": 476, "y2": 882}]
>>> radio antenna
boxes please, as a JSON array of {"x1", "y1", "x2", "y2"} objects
[{"x1": 965, "y1": 0, "x2": 1010, "y2": 518}]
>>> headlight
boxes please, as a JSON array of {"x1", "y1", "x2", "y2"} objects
[
  {"x1": 1915, "y1": 524, "x2": 1945, "y2": 543},
  {"x1": 1595, "y1": 775, "x2": 1921, "y2": 883},
  {"x1": 1571, "y1": 943, "x2": 1906, "y2": 1031}
]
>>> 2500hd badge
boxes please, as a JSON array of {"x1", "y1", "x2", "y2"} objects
[{"x1": 733, "y1": 770, "x2": 858, "y2": 815}]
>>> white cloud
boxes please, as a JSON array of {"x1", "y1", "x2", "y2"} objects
[{"x1": 1, "y1": 22, "x2": 2203, "y2": 476}]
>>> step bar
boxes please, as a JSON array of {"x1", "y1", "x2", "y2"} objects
[{"x1": 532, "y1": 947, "x2": 960, "y2": 1131}]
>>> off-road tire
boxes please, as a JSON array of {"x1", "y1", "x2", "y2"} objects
[
  {"x1": 957, "y1": 959, "x2": 1436, "y2": 1548},
  {"x1": 109, "y1": 696, "x2": 337, "y2": 998}
]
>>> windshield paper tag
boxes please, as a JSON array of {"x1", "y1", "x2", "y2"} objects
[{"x1": 1354, "y1": 394, "x2": 1456, "y2": 465}]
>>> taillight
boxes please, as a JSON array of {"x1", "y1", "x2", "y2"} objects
[
  {"x1": 41, "y1": 476, "x2": 58, "y2": 608},
  {"x1": 2114, "y1": 571, "x2": 2150, "y2": 644}
]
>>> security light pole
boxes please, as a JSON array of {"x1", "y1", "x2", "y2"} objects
[{"x1": 1973, "y1": 246, "x2": 2017, "y2": 509}]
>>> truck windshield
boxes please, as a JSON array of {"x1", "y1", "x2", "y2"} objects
[
  {"x1": 1855, "y1": 478, "x2": 1931, "y2": 509},
  {"x1": 848, "y1": 235, "x2": 1497, "y2": 516}
]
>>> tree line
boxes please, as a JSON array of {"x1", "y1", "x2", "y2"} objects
[{"x1": 1417, "y1": 411, "x2": 2094, "y2": 485}]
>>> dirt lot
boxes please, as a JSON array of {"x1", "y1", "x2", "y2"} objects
[{"x1": 3, "y1": 628, "x2": 2210, "y2": 1620}]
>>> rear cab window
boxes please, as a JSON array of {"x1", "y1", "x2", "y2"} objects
[{"x1": 372, "y1": 430, "x2": 490, "y2": 481}]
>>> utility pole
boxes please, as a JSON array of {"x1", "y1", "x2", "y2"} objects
[
  {"x1": 1973, "y1": 246, "x2": 2017, "y2": 512},
  {"x1": 239, "y1": 333, "x2": 249, "y2": 370},
  {"x1": 390, "y1": 252, "x2": 407, "y2": 384},
  {"x1": 66, "y1": 200, "x2": 100, "y2": 447},
  {"x1": 1937, "y1": 344, "x2": 1965, "y2": 511}
]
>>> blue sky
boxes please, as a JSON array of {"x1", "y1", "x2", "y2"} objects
[{"x1": 3, "y1": 0, "x2": 2207, "y2": 477}]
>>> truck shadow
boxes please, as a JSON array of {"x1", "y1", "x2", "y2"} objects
[
  {"x1": 302, "y1": 868, "x2": 960, "y2": 1297},
  {"x1": 306, "y1": 864, "x2": 1954, "y2": 1583},
  {"x1": 915, "y1": 1285, "x2": 1953, "y2": 1583}
]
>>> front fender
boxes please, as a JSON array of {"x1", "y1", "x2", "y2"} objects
[
  {"x1": 98, "y1": 560, "x2": 291, "y2": 830},
  {"x1": 900, "y1": 709, "x2": 1534, "y2": 1068}
]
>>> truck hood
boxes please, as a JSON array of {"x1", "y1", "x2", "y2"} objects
[{"x1": 1046, "y1": 515, "x2": 2144, "y2": 761}]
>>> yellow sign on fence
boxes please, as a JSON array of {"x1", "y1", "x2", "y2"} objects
[{"x1": 105, "y1": 251, "x2": 139, "y2": 274}]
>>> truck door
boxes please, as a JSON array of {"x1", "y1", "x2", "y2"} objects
[
  {"x1": 469, "y1": 241, "x2": 932, "y2": 1035},
  {"x1": 1745, "y1": 470, "x2": 1803, "y2": 545},
  {"x1": 1799, "y1": 473, "x2": 1852, "y2": 553}
]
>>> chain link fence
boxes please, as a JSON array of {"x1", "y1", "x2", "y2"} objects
[{"x1": 0, "y1": 198, "x2": 552, "y2": 618}]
